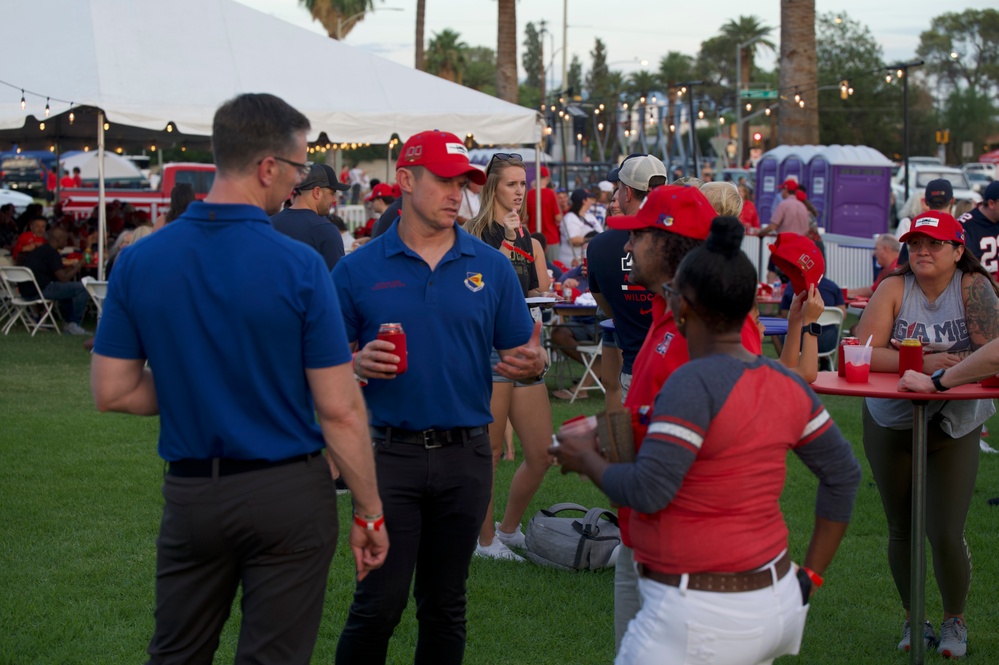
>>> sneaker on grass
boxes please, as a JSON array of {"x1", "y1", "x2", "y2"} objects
[
  {"x1": 64, "y1": 322, "x2": 89, "y2": 336},
  {"x1": 898, "y1": 619, "x2": 937, "y2": 652},
  {"x1": 494, "y1": 522, "x2": 526, "y2": 549},
  {"x1": 937, "y1": 617, "x2": 967, "y2": 659},
  {"x1": 475, "y1": 536, "x2": 524, "y2": 562}
]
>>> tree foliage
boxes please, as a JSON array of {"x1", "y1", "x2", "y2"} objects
[
  {"x1": 522, "y1": 22, "x2": 544, "y2": 92},
  {"x1": 567, "y1": 55, "x2": 583, "y2": 99},
  {"x1": 426, "y1": 29, "x2": 468, "y2": 83},
  {"x1": 298, "y1": 0, "x2": 375, "y2": 39},
  {"x1": 917, "y1": 9, "x2": 999, "y2": 97},
  {"x1": 464, "y1": 46, "x2": 497, "y2": 95},
  {"x1": 585, "y1": 38, "x2": 611, "y2": 103}
]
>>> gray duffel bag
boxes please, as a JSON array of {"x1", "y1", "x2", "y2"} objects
[{"x1": 524, "y1": 502, "x2": 621, "y2": 571}]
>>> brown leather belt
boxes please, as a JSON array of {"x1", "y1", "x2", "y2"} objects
[{"x1": 638, "y1": 551, "x2": 791, "y2": 593}]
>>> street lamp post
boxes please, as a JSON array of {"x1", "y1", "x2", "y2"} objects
[
  {"x1": 735, "y1": 36, "x2": 766, "y2": 169},
  {"x1": 887, "y1": 60, "x2": 924, "y2": 204},
  {"x1": 677, "y1": 81, "x2": 703, "y2": 177}
]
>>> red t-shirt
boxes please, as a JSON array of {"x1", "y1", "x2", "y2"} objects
[
  {"x1": 739, "y1": 199, "x2": 760, "y2": 229},
  {"x1": 12, "y1": 232, "x2": 47, "y2": 261},
  {"x1": 619, "y1": 295, "x2": 762, "y2": 547},
  {"x1": 872, "y1": 258, "x2": 898, "y2": 291},
  {"x1": 60, "y1": 176, "x2": 76, "y2": 188},
  {"x1": 527, "y1": 187, "x2": 560, "y2": 246}
]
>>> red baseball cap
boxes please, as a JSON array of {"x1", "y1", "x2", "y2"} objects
[
  {"x1": 540, "y1": 166, "x2": 550, "y2": 177},
  {"x1": 607, "y1": 184, "x2": 717, "y2": 239},
  {"x1": 396, "y1": 130, "x2": 487, "y2": 185},
  {"x1": 390, "y1": 183, "x2": 402, "y2": 197},
  {"x1": 779, "y1": 178, "x2": 799, "y2": 192},
  {"x1": 794, "y1": 189, "x2": 808, "y2": 201},
  {"x1": 899, "y1": 210, "x2": 965, "y2": 245},
  {"x1": 768, "y1": 233, "x2": 825, "y2": 295},
  {"x1": 365, "y1": 183, "x2": 395, "y2": 201}
]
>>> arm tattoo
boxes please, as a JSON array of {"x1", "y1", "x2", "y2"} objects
[{"x1": 964, "y1": 275, "x2": 999, "y2": 350}]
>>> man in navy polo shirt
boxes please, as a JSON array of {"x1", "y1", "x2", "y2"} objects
[
  {"x1": 333, "y1": 130, "x2": 546, "y2": 665},
  {"x1": 587, "y1": 154, "x2": 667, "y2": 408},
  {"x1": 271, "y1": 162, "x2": 350, "y2": 270},
  {"x1": 90, "y1": 93, "x2": 387, "y2": 665}
]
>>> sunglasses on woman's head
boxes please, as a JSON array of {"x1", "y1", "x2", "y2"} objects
[{"x1": 486, "y1": 152, "x2": 523, "y2": 175}]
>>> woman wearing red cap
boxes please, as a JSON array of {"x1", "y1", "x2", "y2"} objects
[
  {"x1": 552, "y1": 217, "x2": 861, "y2": 664},
  {"x1": 856, "y1": 210, "x2": 999, "y2": 657},
  {"x1": 466, "y1": 153, "x2": 555, "y2": 562}
]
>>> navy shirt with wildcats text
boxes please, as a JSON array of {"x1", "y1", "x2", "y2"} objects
[{"x1": 586, "y1": 229, "x2": 653, "y2": 375}]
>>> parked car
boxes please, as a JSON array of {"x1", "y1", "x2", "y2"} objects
[
  {"x1": 718, "y1": 168, "x2": 755, "y2": 189},
  {"x1": 0, "y1": 186, "x2": 34, "y2": 214},
  {"x1": 963, "y1": 162, "x2": 998, "y2": 181},
  {"x1": 891, "y1": 165, "x2": 980, "y2": 219},
  {"x1": 965, "y1": 171, "x2": 993, "y2": 194}
]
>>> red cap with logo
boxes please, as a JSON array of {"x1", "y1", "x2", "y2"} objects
[
  {"x1": 396, "y1": 130, "x2": 487, "y2": 185},
  {"x1": 768, "y1": 233, "x2": 825, "y2": 295},
  {"x1": 606, "y1": 184, "x2": 717, "y2": 240},
  {"x1": 365, "y1": 183, "x2": 396, "y2": 201},
  {"x1": 898, "y1": 210, "x2": 965, "y2": 245}
]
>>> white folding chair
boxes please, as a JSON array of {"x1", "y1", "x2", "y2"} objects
[
  {"x1": 817, "y1": 306, "x2": 846, "y2": 370},
  {"x1": 567, "y1": 339, "x2": 606, "y2": 403},
  {"x1": 0, "y1": 266, "x2": 61, "y2": 336},
  {"x1": 81, "y1": 276, "x2": 108, "y2": 318}
]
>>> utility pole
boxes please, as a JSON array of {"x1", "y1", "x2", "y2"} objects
[
  {"x1": 561, "y1": 0, "x2": 568, "y2": 96},
  {"x1": 887, "y1": 60, "x2": 924, "y2": 205},
  {"x1": 539, "y1": 20, "x2": 547, "y2": 104}
]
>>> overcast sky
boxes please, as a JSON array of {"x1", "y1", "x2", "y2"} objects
[{"x1": 236, "y1": 0, "x2": 992, "y2": 82}]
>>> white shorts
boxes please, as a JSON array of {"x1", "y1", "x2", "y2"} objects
[{"x1": 616, "y1": 560, "x2": 809, "y2": 665}]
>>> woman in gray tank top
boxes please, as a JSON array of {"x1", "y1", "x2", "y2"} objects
[{"x1": 856, "y1": 210, "x2": 999, "y2": 658}]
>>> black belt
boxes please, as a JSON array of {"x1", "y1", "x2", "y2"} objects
[
  {"x1": 167, "y1": 450, "x2": 321, "y2": 478},
  {"x1": 370, "y1": 425, "x2": 488, "y2": 448},
  {"x1": 638, "y1": 551, "x2": 791, "y2": 593}
]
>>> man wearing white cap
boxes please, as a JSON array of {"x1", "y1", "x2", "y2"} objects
[{"x1": 593, "y1": 180, "x2": 614, "y2": 228}]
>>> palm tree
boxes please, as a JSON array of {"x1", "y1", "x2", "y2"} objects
[
  {"x1": 719, "y1": 16, "x2": 775, "y2": 164},
  {"x1": 658, "y1": 52, "x2": 696, "y2": 160},
  {"x1": 426, "y1": 29, "x2": 468, "y2": 84},
  {"x1": 779, "y1": 0, "x2": 819, "y2": 145},
  {"x1": 415, "y1": 0, "x2": 426, "y2": 70},
  {"x1": 495, "y1": 0, "x2": 518, "y2": 103},
  {"x1": 298, "y1": 0, "x2": 374, "y2": 39}
]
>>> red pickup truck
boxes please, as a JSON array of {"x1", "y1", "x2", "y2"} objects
[{"x1": 59, "y1": 162, "x2": 215, "y2": 220}]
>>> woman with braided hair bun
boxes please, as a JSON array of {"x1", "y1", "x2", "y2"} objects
[{"x1": 552, "y1": 217, "x2": 861, "y2": 665}]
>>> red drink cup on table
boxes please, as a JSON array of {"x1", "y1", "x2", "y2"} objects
[
  {"x1": 377, "y1": 323, "x2": 407, "y2": 374},
  {"x1": 838, "y1": 337, "x2": 859, "y2": 377},
  {"x1": 843, "y1": 345, "x2": 872, "y2": 384},
  {"x1": 898, "y1": 338, "x2": 923, "y2": 377}
]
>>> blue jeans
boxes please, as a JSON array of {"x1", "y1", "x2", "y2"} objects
[
  {"x1": 42, "y1": 281, "x2": 89, "y2": 324},
  {"x1": 336, "y1": 431, "x2": 492, "y2": 665}
]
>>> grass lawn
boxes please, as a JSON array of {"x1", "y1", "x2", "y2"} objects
[{"x1": 1, "y1": 326, "x2": 998, "y2": 664}]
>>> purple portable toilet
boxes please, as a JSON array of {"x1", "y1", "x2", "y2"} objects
[
  {"x1": 754, "y1": 145, "x2": 800, "y2": 225},
  {"x1": 809, "y1": 145, "x2": 892, "y2": 238}
]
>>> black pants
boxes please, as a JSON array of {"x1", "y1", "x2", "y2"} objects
[
  {"x1": 147, "y1": 455, "x2": 337, "y2": 665},
  {"x1": 336, "y1": 432, "x2": 492, "y2": 665}
]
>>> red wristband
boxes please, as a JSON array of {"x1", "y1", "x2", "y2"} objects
[
  {"x1": 353, "y1": 513, "x2": 385, "y2": 531},
  {"x1": 802, "y1": 567, "x2": 823, "y2": 588}
]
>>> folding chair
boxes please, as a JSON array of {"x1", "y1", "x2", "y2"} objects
[
  {"x1": 0, "y1": 266, "x2": 61, "y2": 336},
  {"x1": 816, "y1": 306, "x2": 845, "y2": 371},
  {"x1": 81, "y1": 276, "x2": 108, "y2": 318}
]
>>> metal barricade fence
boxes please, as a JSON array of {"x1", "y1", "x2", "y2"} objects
[{"x1": 740, "y1": 232, "x2": 877, "y2": 289}]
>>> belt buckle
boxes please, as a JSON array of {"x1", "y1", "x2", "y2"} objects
[{"x1": 422, "y1": 430, "x2": 442, "y2": 449}]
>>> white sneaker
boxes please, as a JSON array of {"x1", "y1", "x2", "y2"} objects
[
  {"x1": 475, "y1": 535, "x2": 524, "y2": 562},
  {"x1": 64, "y1": 322, "x2": 89, "y2": 336},
  {"x1": 494, "y1": 522, "x2": 526, "y2": 549}
]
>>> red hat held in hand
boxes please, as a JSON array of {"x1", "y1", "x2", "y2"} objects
[{"x1": 769, "y1": 233, "x2": 825, "y2": 295}]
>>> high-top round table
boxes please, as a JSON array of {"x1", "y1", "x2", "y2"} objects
[{"x1": 811, "y1": 371, "x2": 999, "y2": 664}]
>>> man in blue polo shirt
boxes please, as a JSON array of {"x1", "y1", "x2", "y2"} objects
[
  {"x1": 90, "y1": 93, "x2": 387, "y2": 665},
  {"x1": 333, "y1": 130, "x2": 546, "y2": 665}
]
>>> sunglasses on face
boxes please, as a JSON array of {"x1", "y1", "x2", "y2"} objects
[{"x1": 486, "y1": 152, "x2": 523, "y2": 176}]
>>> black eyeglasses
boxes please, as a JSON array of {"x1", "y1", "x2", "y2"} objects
[
  {"x1": 486, "y1": 152, "x2": 523, "y2": 175},
  {"x1": 662, "y1": 281, "x2": 680, "y2": 300},
  {"x1": 264, "y1": 156, "x2": 313, "y2": 180}
]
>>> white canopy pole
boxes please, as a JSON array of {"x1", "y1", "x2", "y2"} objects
[{"x1": 97, "y1": 111, "x2": 106, "y2": 281}]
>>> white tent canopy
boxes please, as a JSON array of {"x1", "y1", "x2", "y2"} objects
[
  {"x1": 60, "y1": 151, "x2": 145, "y2": 182},
  {"x1": 0, "y1": 0, "x2": 542, "y2": 145}
]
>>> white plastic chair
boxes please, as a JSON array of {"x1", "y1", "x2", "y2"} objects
[
  {"x1": 0, "y1": 266, "x2": 61, "y2": 336},
  {"x1": 81, "y1": 276, "x2": 108, "y2": 318},
  {"x1": 817, "y1": 306, "x2": 846, "y2": 370}
]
